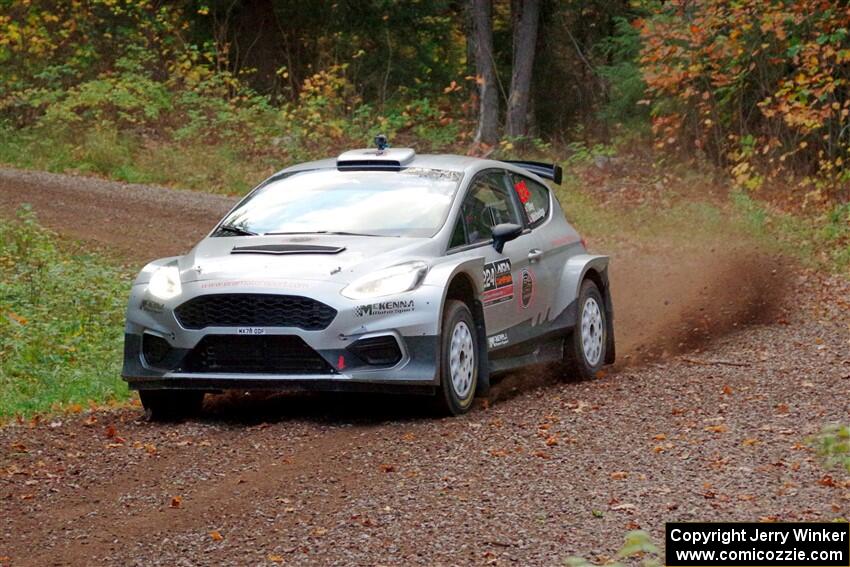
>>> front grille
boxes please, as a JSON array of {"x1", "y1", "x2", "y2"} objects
[
  {"x1": 174, "y1": 294, "x2": 337, "y2": 330},
  {"x1": 180, "y1": 335, "x2": 334, "y2": 374}
]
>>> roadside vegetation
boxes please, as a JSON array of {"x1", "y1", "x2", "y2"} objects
[
  {"x1": 0, "y1": 1, "x2": 846, "y2": 270},
  {"x1": 0, "y1": 208, "x2": 130, "y2": 419}
]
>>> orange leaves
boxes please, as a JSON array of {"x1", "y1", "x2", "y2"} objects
[
  {"x1": 704, "y1": 424, "x2": 729, "y2": 434},
  {"x1": 170, "y1": 495, "x2": 182, "y2": 508},
  {"x1": 640, "y1": 0, "x2": 850, "y2": 198},
  {"x1": 209, "y1": 530, "x2": 223, "y2": 541}
]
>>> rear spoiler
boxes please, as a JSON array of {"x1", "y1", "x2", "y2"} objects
[{"x1": 502, "y1": 160, "x2": 563, "y2": 185}]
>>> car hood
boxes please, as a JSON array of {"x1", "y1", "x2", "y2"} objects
[{"x1": 178, "y1": 234, "x2": 435, "y2": 285}]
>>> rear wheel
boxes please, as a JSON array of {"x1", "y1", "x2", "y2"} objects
[
  {"x1": 139, "y1": 390, "x2": 205, "y2": 421},
  {"x1": 435, "y1": 300, "x2": 478, "y2": 416},
  {"x1": 561, "y1": 279, "x2": 607, "y2": 381}
]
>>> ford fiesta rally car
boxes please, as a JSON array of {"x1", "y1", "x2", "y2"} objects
[{"x1": 123, "y1": 139, "x2": 615, "y2": 419}]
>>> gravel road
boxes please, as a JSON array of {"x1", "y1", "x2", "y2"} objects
[{"x1": 0, "y1": 167, "x2": 848, "y2": 566}]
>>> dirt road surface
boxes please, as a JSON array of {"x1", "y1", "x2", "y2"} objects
[{"x1": 1, "y1": 168, "x2": 849, "y2": 566}]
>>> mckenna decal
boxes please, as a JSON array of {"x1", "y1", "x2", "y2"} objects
[
  {"x1": 483, "y1": 259, "x2": 513, "y2": 307},
  {"x1": 354, "y1": 300, "x2": 415, "y2": 317},
  {"x1": 487, "y1": 332, "x2": 509, "y2": 349},
  {"x1": 520, "y1": 269, "x2": 534, "y2": 309}
]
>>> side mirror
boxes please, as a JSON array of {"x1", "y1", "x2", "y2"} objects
[{"x1": 491, "y1": 223, "x2": 523, "y2": 254}]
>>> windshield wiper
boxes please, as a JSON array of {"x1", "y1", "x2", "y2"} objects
[
  {"x1": 215, "y1": 224, "x2": 257, "y2": 236},
  {"x1": 264, "y1": 230, "x2": 393, "y2": 237}
]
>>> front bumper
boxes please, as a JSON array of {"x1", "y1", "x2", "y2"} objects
[{"x1": 121, "y1": 277, "x2": 444, "y2": 392}]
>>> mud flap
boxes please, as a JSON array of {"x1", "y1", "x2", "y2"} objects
[
  {"x1": 603, "y1": 280, "x2": 616, "y2": 364},
  {"x1": 471, "y1": 298, "x2": 490, "y2": 397}
]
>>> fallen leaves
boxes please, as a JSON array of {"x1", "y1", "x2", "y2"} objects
[
  {"x1": 704, "y1": 424, "x2": 729, "y2": 434},
  {"x1": 379, "y1": 463, "x2": 395, "y2": 473},
  {"x1": 610, "y1": 471, "x2": 629, "y2": 480},
  {"x1": 170, "y1": 495, "x2": 182, "y2": 509},
  {"x1": 209, "y1": 530, "x2": 223, "y2": 541}
]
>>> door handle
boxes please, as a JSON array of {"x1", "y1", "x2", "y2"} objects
[{"x1": 528, "y1": 249, "x2": 544, "y2": 263}]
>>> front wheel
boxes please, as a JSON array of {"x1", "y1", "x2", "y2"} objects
[
  {"x1": 561, "y1": 280, "x2": 607, "y2": 381},
  {"x1": 435, "y1": 300, "x2": 478, "y2": 416},
  {"x1": 139, "y1": 390, "x2": 205, "y2": 421}
]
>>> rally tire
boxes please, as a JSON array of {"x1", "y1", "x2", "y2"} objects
[
  {"x1": 561, "y1": 279, "x2": 607, "y2": 381},
  {"x1": 435, "y1": 300, "x2": 478, "y2": 416},
  {"x1": 139, "y1": 390, "x2": 205, "y2": 422}
]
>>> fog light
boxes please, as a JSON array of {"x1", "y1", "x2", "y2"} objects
[
  {"x1": 347, "y1": 335, "x2": 402, "y2": 366},
  {"x1": 142, "y1": 333, "x2": 171, "y2": 367}
]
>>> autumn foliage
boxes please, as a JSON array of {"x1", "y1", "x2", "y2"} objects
[{"x1": 639, "y1": 0, "x2": 850, "y2": 204}]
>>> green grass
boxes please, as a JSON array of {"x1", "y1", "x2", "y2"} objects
[
  {"x1": 0, "y1": 207, "x2": 131, "y2": 419},
  {"x1": 812, "y1": 425, "x2": 850, "y2": 475},
  {"x1": 0, "y1": 125, "x2": 270, "y2": 195}
]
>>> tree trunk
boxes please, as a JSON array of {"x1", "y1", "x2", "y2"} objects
[
  {"x1": 506, "y1": 0, "x2": 541, "y2": 140},
  {"x1": 470, "y1": 0, "x2": 499, "y2": 146}
]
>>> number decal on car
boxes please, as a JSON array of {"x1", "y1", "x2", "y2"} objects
[{"x1": 482, "y1": 259, "x2": 513, "y2": 307}]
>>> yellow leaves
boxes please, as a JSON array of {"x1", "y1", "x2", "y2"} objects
[
  {"x1": 704, "y1": 424, "x2": 728, "y2": 434},
  {"x1": 268, "y1": 554, "x2": 285, "y2": 563}
]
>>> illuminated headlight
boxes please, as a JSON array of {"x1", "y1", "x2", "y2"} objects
[
  {"x1": 341, "y1": 261, "x2": 428, "y2": 300},
  {"x1": 148, "y1": 265, "x2": 182, "y2": 300}
]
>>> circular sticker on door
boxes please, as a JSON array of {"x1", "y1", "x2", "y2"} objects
[{"x1": 520, "y1": 269, "x2": 534, "y2": 309}]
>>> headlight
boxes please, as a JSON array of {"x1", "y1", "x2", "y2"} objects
[
  {"x1": 341, "y1": 261, "x2": 428, "y2": 300},
  {"x1": 148, "y1": 265, "x2": 182, "y2": 300}
]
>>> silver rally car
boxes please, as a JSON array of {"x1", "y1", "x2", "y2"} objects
[{"x1": 123, "y1": 140, "x2": 615, "y2": 418}]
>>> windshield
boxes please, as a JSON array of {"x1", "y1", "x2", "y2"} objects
[{"x1": 217, "y1": 168, "x2": 463, "y2": 238}]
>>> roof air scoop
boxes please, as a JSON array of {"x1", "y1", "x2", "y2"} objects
[{"x1": 337, "y1": 135, "x2": 415, "y2": 171}]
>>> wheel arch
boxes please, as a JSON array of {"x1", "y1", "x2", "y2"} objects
[
  {"x1": 556, "y1": 254, "x2": 616, "y2": 365},
  {"x1": 425, "y1": 258, "x2": 490, "y2": 397}
]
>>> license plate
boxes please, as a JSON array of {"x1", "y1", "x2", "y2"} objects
[{"x1": 237, "y1": 327, "x2": 265, "y2": 335}]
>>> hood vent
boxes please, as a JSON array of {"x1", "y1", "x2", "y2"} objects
[{"x1": 230, "y1": 244, "x2": 345, "y2": 255}]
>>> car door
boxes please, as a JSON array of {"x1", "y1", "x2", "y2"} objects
[
  {"x1": 447, "y1": 169, "x2": 545, "y2": 339},
  {"x1": 505, "y1": 171, "x2": 561, "y2": 320}
]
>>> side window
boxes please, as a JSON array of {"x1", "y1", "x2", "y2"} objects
[
  {"x1": 510, "y1": 173, "x2": 550, "y2": 228},
  {"x1": 449, "y1": 216, "x2": 467, "y2": 248},
  {"x1": 458, "y1": 171, "x2": 520, "y2": 245}
]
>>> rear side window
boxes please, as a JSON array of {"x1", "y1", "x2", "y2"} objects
[
  {"x1": 451, "y1": 171, "x2": 520, "y2": 247},
  {"x1": 510, "y1": 173, "x2": 550, "y2": 227}
]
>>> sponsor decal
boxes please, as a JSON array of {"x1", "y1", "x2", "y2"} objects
[
  {"x1": 483, "y1": 259, "x2": 513, "y2": 307},
  {"x1": 527, "y1": 205, "x2": 545, "y2": 223},
  {"x1": 199, "y1": 279, "x2": 309, "y2": 290},
  {"x1": 354, "y1": 300, "x2": 415, "y2": 317},
  {"x1": 514, "y1": 179, "x2": 530, "y2": 204},
  {"x1": 237, "y1": 327, "x2": 265, "y2": 335},
  {"x1": 520, "y1": 269, "x2": 534, "y2": 309},
  {"x1": 140, "y1": 299, "x2": 164, "y2": 313},
  {"x1": 487, "y1": 332, "x2": 509, "y2": 349},
  {"x1": 550, "y1": 235, "x2": 579, "y2": 247}
]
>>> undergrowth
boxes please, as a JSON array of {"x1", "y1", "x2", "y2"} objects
[{"x1": 0, "y1": 207, "x2": 131, "y2": 419}]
